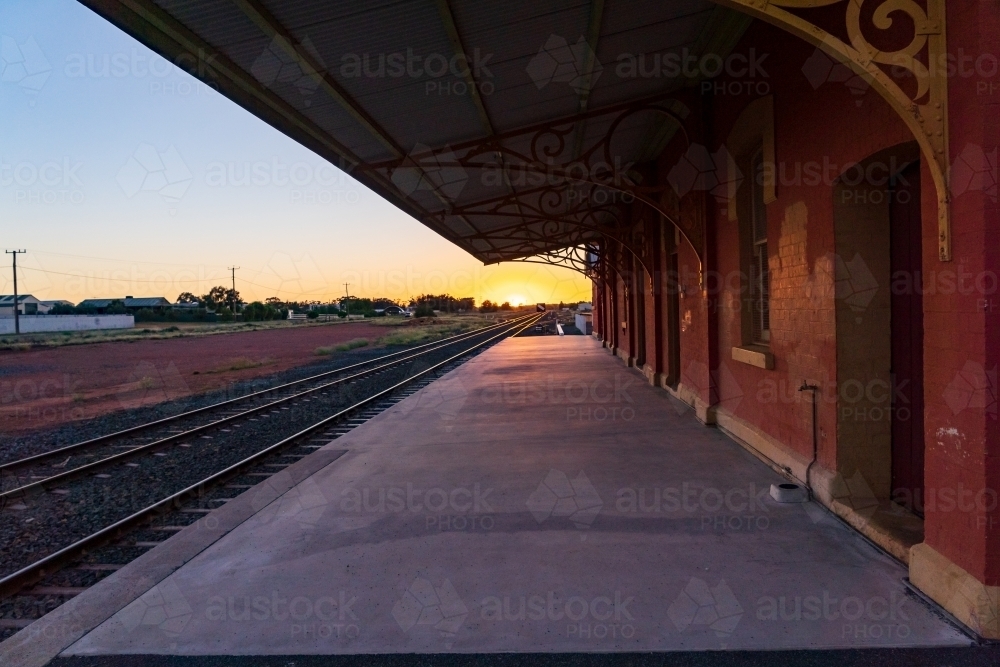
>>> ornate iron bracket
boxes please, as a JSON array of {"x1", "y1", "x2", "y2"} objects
[
  {"x1": 714, "y1": 0, "x2": 952, "y2": 260},
  {"x1": 360, "y1": 93, "x2": 705, "y2": 273}
]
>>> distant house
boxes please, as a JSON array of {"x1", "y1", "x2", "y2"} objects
[
  {"x1": 76, "y1": 296, "x2": 172, "y2": 314},
  {"x1": 0, "y1": 294, "x2": 42, "y2": 315}
]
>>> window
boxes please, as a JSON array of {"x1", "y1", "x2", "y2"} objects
[{"x1": 748, "y1": 150, "x2": 770, "y2": 344}]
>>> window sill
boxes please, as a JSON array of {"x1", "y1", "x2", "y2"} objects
[{"x1": 731, "y1": 346, "x2": 774, "y2": 370}]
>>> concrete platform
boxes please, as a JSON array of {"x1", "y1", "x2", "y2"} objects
[{"x1": 9, "y1": 337, "x2": 973, "y2": 663}]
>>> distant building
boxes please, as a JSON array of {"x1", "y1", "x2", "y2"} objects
[
  {"x1": 76, "y1": 296, "x2": 172, "y2": 313},
  {"x1": 0, "y1": 294, "x2": 42, "y2": 315},
  {"x1": 576, "y1": 302, "x2": 593, "y2": 312}
]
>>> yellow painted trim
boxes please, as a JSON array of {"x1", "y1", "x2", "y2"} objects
[{"x1": 713, "y1": 0, "x2": 952, "y2": 260}]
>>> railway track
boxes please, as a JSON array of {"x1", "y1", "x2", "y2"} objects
[
  {"x1": 0, "y1": 314, "x2": 534, "y2": 499},
  {"x1": 0, "y1": 313, "x2": 540, "y2": 638}
]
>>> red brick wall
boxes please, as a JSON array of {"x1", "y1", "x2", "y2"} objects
[
  {"x1": 715, "y1": 21, "x2": 910, "y2": 466},
  {"x1": 592, "y1": 6, "x2": 1000, "y2": 587},
  {"x1": 922, "y1": 0, "x2": 1000, "y2": 585}
]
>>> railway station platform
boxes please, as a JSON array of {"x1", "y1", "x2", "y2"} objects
[{"x1": 7, "y1": 337, "x2": 973, "y2": 664}]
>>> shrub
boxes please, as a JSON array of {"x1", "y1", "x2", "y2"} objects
[
  {"x1": 336, "y1": 338, "x2": 369, "y2": 351},
  {"x1": 414, "y1": 304, "x2": 436, "y2": 317},
  {"x1": 105, "y1": 300, "x2": 128, "y2": 315},
  {"x1": 243, "y1": 301, "x2": 281, "y2": 322}
]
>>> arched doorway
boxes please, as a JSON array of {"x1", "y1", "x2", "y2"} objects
[{"x1": 831, "y1": 142, "x2": 924, "y2": 513}]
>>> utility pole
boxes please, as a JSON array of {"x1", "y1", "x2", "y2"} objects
[
  {"x1": 343, "y1": 282, "x2": 351, "y2": 317},
  {"x1": 228, "y1": 266, "x2": 239, "y2": 315},
  {"x1": 6, "y1": 250, "x2": 26, "y2": 335}
]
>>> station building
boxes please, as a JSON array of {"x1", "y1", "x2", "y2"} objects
[{"x1": 85, "y1": 0, "x2": 999, "y2": 637}]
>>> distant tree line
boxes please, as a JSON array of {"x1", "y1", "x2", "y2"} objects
[
  {"x1": 478, "y1": 300, "x2": 513, "y2": 313},
  {"x1": 409, "y1": 294, "x2": 475, "y2": 314},
  {"x1": 50, "y1": 290, "x2": 534, "y2": 322}
]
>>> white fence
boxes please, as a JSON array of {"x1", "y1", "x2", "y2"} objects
[{"x1": 0, "y1": 315, "x2": 134, "y2": 334}]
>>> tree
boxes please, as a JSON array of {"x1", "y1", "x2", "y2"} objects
[
  {"x1": 480, "y1": 300, "x2": 498, "y2": 313},
  {"x1": 105, "y1": 299, "x2": 128, "y2": 315},
  {"x1": 409, "y1": 294, "x2": 476, "y2": 313},
  {"x1": 499, "y1": 301, "x2": 512, "y2": 311},
  {"x1": 200, "y1": 286, "x2": 241, "y2": 311},
  {"x1": 176, "y1": 292, "x2": 200, "y2": 304},
  {"x1": 243, "y1": 301, "x2": 281, "y2": 321},
  {"x1": 201, "y1": 286, "x2": 228, "y2": 309},
  {"x1": 224, "y1": 288, "x2": 242, "y2": 312}
]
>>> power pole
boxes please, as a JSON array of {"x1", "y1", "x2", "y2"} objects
[
  {"x1": 6, "y1": 250, "x2": 26, "y2": 335},
  {"x1": 343, "y1": 282, "x2": 351, "y2": 317},
  {"x1": 228, "y1": 266, "x2": 239, "y2": 314}
]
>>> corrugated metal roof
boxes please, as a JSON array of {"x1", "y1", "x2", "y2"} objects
[{"x1": 84, "y1": 0, "x2": 750, "y2": 262}]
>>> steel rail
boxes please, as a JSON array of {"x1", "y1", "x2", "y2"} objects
[
  {"x1": 0, "y1": 314, "x2": 533, "y2": 472},
  {"x1": 0, "y1": 315, "x2": 535, "y2": 500},
  {"x1": 0, "y1": 313, "x2": 541, "y2": 599}
]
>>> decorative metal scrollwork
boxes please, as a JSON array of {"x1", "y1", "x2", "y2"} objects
[
  {"x1": 717, "y1": 0, "x2": 951, "y2": 259},
  {"x1": 360, "y1": 92, "x2": 704, "y2": 272}
]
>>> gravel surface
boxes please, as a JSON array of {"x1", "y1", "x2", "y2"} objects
[
  {"x1": 0, "y1": 328, "x2": 507, "y2": 580},
  {"x1": 0, "y1": 343, "x2": 415, "y2": 464},
  {"x1": 0, "y1": 321, "x2": 527, "y2": 640}
]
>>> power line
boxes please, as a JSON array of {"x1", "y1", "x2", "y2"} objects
[
  {"x1": 16, "y1": 265, "x2": 338, "y2": 300},
  {"x1": 28, "y1": 249, "x2": 231, "y2": 270},
  {"x1": 15, "y1": 266, "x2": 227, "y2": 284}
]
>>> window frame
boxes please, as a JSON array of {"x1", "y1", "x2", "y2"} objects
[{"x1": 739, "y1": 146, "x2": 771, "y2": 348}]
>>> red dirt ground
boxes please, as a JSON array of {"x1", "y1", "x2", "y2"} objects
[{"x1": 0, "y1": 322, "x2": 386, "y2": 436}]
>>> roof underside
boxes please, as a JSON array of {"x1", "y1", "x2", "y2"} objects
[{"x1": 81, "y1": 0, "x2": 752, "y2": 263}]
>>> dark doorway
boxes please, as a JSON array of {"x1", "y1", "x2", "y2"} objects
[
  {"x1": 889, "y1": 160, "x2": 925, "y2": 515},
  {"x1": 665, "y1": 228, "x2": 681, "y2": 388},
  {"x1": 634, "y1": 257, "x2": 646, "y2": 368}
]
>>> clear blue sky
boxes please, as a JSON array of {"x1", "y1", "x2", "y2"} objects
[{"x1": 0, "y1": 0, "x2": 588, "y2": 305}]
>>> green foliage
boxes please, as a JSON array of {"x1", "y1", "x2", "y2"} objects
[
  {"x1": 409, "y1": 294, "x2": 475, "y2": 313},
  {"x1": 242, "y1": 301, "x2": 283, "y2": 322},
  {"x1": 105, "y1": 299, "x2": 128, "y2": 315},
  {"x1": 336, "y1": 338, "x2": 369, "y2": 351},
  {"x1": 307, "y1": 310, "x2": 319, "y2": 319},
  {"x1": 200, "y1": 286, "x2": 241, "y2": 311},
  {"x1": 480, "y1": 299, "x2": 498, "y2": 313},
  {"x1": 49, "y1": 303, "x2": 76, "y2": 314},
  {"x1": 317, "y1": 338, "x2": 370, "y2": 355},
  {"x1": 414, "y1": 304, "x2": 436, "y2": 317}
]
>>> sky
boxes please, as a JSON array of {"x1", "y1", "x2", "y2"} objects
[{"x1": 0, "y1": 0, "x2": 591, "y2": 307}]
